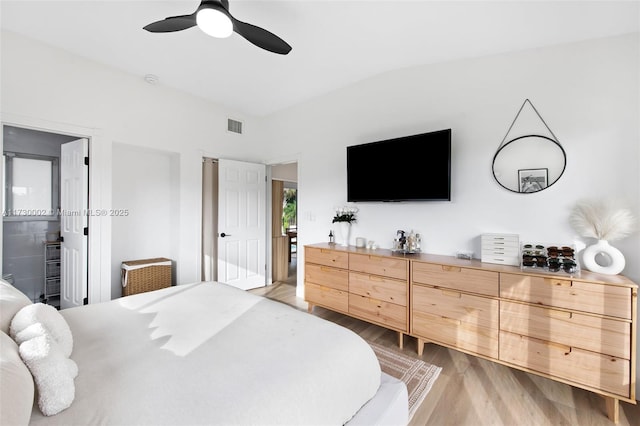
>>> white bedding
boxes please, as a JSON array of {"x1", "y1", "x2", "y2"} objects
[{"x1": 29, "y1": 282, "x2": 382, "y2": 425}]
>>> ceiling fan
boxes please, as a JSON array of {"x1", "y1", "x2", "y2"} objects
[{"x1": 143, "y1": 0, "x2": 292, "y2": 55}]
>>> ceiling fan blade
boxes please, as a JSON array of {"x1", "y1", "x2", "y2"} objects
[
  {"x1": 231, "y1": 18, "x2": 292, "y2": 55},
  {"x1": 143, "y1": 14, "x2": 197, "y2": 33}
]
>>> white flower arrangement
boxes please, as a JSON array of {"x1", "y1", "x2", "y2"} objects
[
  {"x1": 569, "y1": 198, "x2": 636, "y2": 241},
  {"x1": 332, "y1": 206, "x2": 358, "y2": 224}
]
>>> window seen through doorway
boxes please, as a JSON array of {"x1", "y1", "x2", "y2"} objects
[{"x1": 282, "y1": 188, "x2": 297, "y2": 233}]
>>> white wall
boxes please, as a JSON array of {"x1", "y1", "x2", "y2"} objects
[
  {"x1": 262, "y1": 33, "x2": 639, "y2": 283},
  {"x1": 272, "y1": 162, "x2": 298, "y2": 182},
  {"x1": 262, "y1": 33, "x2": 640, "y2": 396},
  {"x1": 1, "y1": 30, "x2": 267, "y2": 290},
  {"x1": 111, "y1": 143, "x2": 180, "y2": 299}
]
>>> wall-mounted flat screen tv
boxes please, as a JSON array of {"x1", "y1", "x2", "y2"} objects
[{"x1": 347, "y1": 129, "x2": 451, "y2": 202}]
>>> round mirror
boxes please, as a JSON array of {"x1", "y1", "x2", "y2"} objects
[{"x1": 492, "y1": 135, "x2": 566, "y2": 193}]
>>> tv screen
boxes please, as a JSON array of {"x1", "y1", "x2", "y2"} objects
[{"x1": 347, "y1": 129, "x2": 451, "y2": 202}]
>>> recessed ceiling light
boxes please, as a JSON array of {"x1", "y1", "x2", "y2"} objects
[{"x1": 144, "y1": 74, "x2": 159, "y2": 85}]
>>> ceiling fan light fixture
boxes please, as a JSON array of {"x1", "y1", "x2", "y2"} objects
[{"x1": 196, "y1": 8, "x2": 233, "y2": 38}]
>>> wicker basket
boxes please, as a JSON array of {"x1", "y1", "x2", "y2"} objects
[{"x1": 121, "y1": 257, "x2": 172, "y2": 297}]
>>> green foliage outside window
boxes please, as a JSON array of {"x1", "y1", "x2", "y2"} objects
[{"x1": 283, "y1": 188, "x2": 297, "y2": 232}]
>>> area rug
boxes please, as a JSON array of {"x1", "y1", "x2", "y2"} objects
[{"x1": 368, "y1": 341, "x2": 442, "y2": 420}]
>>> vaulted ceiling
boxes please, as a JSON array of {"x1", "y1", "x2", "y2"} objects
[{"x1": 1, "y1": 1, "x2": 638, "y2": 117}]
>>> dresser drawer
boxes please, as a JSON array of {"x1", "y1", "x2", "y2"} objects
[
  {"x1": 305, "y1": 263, "x2": 348, "y2": 291},
  {"x1": 499, "y1": 331, "x2": 631, "y2": 397},
  {"x1": 481, "y1": 247, "x2": 519, "y2": 256},
  {"x1": 412, "y1": 261, "x2": 499, "y2": 297},
  {"x1": 349, "y1": 253, "x2": 408, "y2": 280},
  {"x1": 500, "y1": 301, "x2": 631, "y2": 359},
  {"x1": 500, "y1": 273, "x2": 632, "y2": 319},
  {"x1": 349, "y1": 272, "x2": 407, "y2": 306},
  {"x1": 305, "y1": 247, "x2": 349, "y2": 269},
  {"x1": 305, "y1": 282, "x2": 348, "y2": 314},
  {"x1": 480, "y1": 253, "x2": 520, "y2": 267},
  {"x1": 481, "y1": 233, "x2": 520, "y2": 249},
  {"x1": 412, "y1": 285, "x2": 499, "y2": 358},
  {"x1": 349, "y1": 294, "x2": 407, "y2": 331}
]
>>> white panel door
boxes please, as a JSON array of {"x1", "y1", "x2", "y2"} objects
[
  {"x1": 217, "y1": 159, "x2": 266, "y2": 290},
  {"x1": 60, "y1": 139, "x2": 88, "y2": 309}
]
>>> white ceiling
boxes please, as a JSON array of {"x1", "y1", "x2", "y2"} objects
[{"x1": 1, "y1": 1, "x2": 638, "y2": 117}]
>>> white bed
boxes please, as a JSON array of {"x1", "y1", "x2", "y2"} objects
[{"x1": 1, "y1": 280, "x2": 408, "y2": 425}]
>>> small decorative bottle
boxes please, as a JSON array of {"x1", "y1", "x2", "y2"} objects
[
  {"x1": 407, "y1": 230, "x2": 416, "y2": 252},
  {"x1": 329, "y1": 230, "x2": 335, "y2": 244},
  {"x1": 416, "y1": 233, "x2": 422, "y2": 252}
]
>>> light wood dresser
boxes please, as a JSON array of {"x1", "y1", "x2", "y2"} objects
[
  {"x1": 304, "y1": 243, "x2": 637, "y2": 423},
  {"x1": 305, "y1": 244, "x2": 409, "y2": 348}
]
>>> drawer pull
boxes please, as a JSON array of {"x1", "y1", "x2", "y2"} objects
[
  {"x1": 548, "y1": 309, "x2": 573, "y2": 320},
  {"x1": 442, "y1": 265, "x2": 461, "y2": 273},
  {"x1": 544, "y1": 278, "x2": 572, "y2": 287},
  {"x1": 320, "y1": 266, "x2": 336, "y2": 272},
  {"x1": 441, "y1": 289, "x2": 462, "y2": 298},
  {"x1": 441, "y1": 316, "x2": 462, "y2": 326},
  {"x1": 369, "y1": 275, "x2": 385, "y2": 282},
  {"x1": 321, "y1": 286, "x2": 342, "y2": 294},
  {"x1": 367, "y1": 299, "x2": 383, "y2": 309},
  {"x1": 544, "y1": 339, "x2": 572, "y2": 354}
]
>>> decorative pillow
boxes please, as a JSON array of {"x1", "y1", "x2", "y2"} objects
[
  {"x1": 0, "y1": 331, "x2": 35, "y2": 425},
  {"x1": 0, "y1": 279, "x2": 32, "y2": 335},
  {"x1": 13, "y1": 322, "x2": 49, "y2": 346},
  {"x1": 19, "y1": 332, "x2": 78, "y2": 416},
  {"x1": 10, "y1": 303, "x2": 73, "y2": 357}
]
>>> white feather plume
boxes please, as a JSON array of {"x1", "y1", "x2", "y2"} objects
[{"x1": 569, "y1": 198, "x2": 636, "y2": 241}]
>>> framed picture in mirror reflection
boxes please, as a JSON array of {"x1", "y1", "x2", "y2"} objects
[{"x1": 518, "y1": 168, "x2": 548, "y2": 193}]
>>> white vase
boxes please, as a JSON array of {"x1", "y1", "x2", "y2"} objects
[
  {"x1": 336, "y1": 222, "x2": 352, "y2": 246},
  {"x1": 581, "y1": 240, "x2": 625, "y2": 275}
]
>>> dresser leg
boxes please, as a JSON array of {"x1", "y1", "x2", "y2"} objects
[
  {"x1": 397, "y1": 332, "x2": 404, "y2": 349},
  {"x1": 417, "y1": 338, "x2": 425, "y2": 357},
  {"x1": 604, "y1": 396, "x2": 619, "y2": 424},
  {"x1": 307, "y1": 303, "x2": 313, "y2": 313}
]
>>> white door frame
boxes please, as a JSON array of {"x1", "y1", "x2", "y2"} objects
[
  {"x1": 0, "y1": 113, "x2": 111, "y2": 304},
  {"x1": 266, "y1": 155, "x2": 301, "y2": 297}
]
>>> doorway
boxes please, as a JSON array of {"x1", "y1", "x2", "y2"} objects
[
  {"x1": 284, "y1": 183, "x2": 297, "y2": 276},
  {"x1": 271, "y1": 162, "x2": 298, "y2": 287},
  {"x1": 2, "y1": 125, "x2": 89, "y2": 308}
]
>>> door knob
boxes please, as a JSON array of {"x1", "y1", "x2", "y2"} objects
[{"x1": 220, "y1": 232, "x2": 230, "y2": 237}]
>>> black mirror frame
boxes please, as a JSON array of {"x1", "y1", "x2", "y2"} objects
[{"x1": 491, "y1": 134, "x2": 567, "y2": 194}]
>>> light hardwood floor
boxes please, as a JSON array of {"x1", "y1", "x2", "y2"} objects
[{"x1": 250, "y1": 278, "x2": 640, "y2": 426}]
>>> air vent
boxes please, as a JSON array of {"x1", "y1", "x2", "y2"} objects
[{"x1": 227, "y1": 119, "x2": 243, "y2": 134}]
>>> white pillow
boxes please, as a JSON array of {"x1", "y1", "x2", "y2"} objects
[
  {"x1": 0, "y1": 279, "x2": 32, "y2": 335},
  {"x1": 19, "y1": 332, "x2": 78, "y2": 416},
  {"x1": 0, "y1": 331, "x2": 35, "y2": 425},
  {"x1": 10, "y1": 303, "x2": 73, "y2": 357},
  {"x1": 13, "y1": 322, "x2": 49, "y2": 345}
]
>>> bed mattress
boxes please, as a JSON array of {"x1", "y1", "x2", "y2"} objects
[{"x1": 29, "y1": 282, "x2": 383, "y2": 425}]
